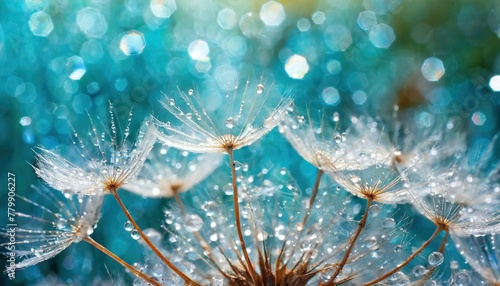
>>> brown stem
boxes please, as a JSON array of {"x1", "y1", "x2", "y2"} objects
[
  {"x1": 417, "y1": 230, "x2": 449, "y2": 286},
  {"x1": 364, "y1": 225, "x2": 443, "y2": 286},
  {"x1": 301, "y1": 169, "x2": 324, "y2": 229},
  {"x1": 84, "y1": 236, "x2": 160, "y2": 286},
  {"x1": 329, "y1": 197, "x2": 373, "y2": 284},
  {"x1": 227, "y1": 148, "x2": 257, "y2": 283},
  {"x1": 109, "y1": 187, "x2": 200, "y2": 286}
]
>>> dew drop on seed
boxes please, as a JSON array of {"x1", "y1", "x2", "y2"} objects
[
  {"x1": 334, "y1": 134, "x2": 342, "y2": 143},
  {"x1": 256, "y1": 84, "x2": 264, "y2": 94},
  {"x1": 225, "y1": 117, "x2": 235, "y2": 128},
  {"x1": 124, "y1": 221, "x2": 134, "y2": 231},
  {"x1": 186, "y1": 113, "x2": 192, "y2": 119},
  {"x1": 428, "y1": 251, "x2": 444, "y2": 266},
  {"x1": 185, "y1": 214, "x2": 203, "y2": 232},
  {"x1": 169, "y1": 98, "x2": 175, "y2": 106},
  {"x1": 333, "y1": 112, "x2": 340, "y2": 122},
  {"x1": 188, "y1": 89, "x2": 194, "y2": 95},
  {"x1": 223, "y1": 183, "x2": 233, "y2": 195},
  {"x1": 394, "y1": 244, "x2": 402, "y2": 253},
  {"x1": 412, "y1": 265, "x2": 427, "y2": 276},
  {"x1": 130, "y1": 229, "x2": 140, "y2": 240},
  {"x1": 56, "y1": 218, "x2": 65, "y2": 230},
  {"x1": 201, "y1": 201, "x2": 218, "y2": 216}
]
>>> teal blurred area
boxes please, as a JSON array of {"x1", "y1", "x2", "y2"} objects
[{"x1": 1, "y1": 0, "x2": 499, "y2": 285}]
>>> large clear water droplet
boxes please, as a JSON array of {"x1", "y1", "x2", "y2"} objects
[
  {"x1": 56, "y1": 218, "x2": 66, "y2": 230},
  {"x1": 428, "y1": 251, "x2": 444, "y2": 266},
  {"x1": 124, "y1": 221, "x2": 134, "y2": 231},
  {"x1": 383, "y1": 218, "x2": 396, "y2": 229},
  {"x1": 185, "y1": 214, "x2": 203, "y2": 232},
  {"x1": 130, "y1": 229, "x2": 140, "y2": 240}
]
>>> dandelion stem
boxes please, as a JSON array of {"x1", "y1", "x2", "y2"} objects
[
  {"x1": 364, "y1": 225, "x2": 443, "y2": 286},
  {"x1": 227, "y1": 147, "x2": 258, "y2": 283},
  {"x1": 84, "y1": 236, "x2": 160, "y2": 286},
  {"x1": 416, "y1": 230, "x2": 449, "y2": 286},
  {"x1": 109, "y1": 187, "x2": 200, "y2": 286},
  {"x1": 329, "y1": 197, "x2": 373, "y2": 284},
  {"x1": 301, "y1": 169, "x2": 324, "y2": 228}
]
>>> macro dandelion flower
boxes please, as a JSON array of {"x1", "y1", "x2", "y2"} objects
[
  {"x1": 2, "y1": 185, "x2": 103, "y2": 269},
  {"x1": 155, "y1": 80, "x2": 293, "y2": 153},
  {"x1": 124, "y1": 145, "x2": 223, "y2": 198},
  {"x1": 30, "y1": 104, "x2": 201, "y2": 285},
  {"x1": 1, "y1": 185, "x2": 161, "y2": 285},
  {"x1": 134, "y1": 169, "x2": 408, "y2": 285},
  {"x1": 155, "y1": 79, "x2": 293, "y2": 284},
  {"x1": 33, "y1": 106, "x2": 157, "y2": 196}
]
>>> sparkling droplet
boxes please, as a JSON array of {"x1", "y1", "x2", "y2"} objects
[
  {"x1": 412, "y1": 265, "x2": 427, "y2": 276},
  {"x1": 223, "y1": 183, "x2": 233, "y2": 195},
  {"x1": 332, "y1": 112, "x2": 340, "y2": 122},
  {"x1": 225, "y1": 117, "x2": 235, "y2": 129},
  {"x1": 234, "y1": 161, "x2": 241, "y2": 170},
  {"x1": 124, "y1": 221, "x2": 134, "y2": 231},
  {"x1": 188, "y1": 89, "x2": 194, "y2": 95},
  {"x1": 280, "y1": 168, "x2": 287, "y2": 175},
  {"x1": 454, "y1": 270, "x2": 471, "y2": 286},
  {"x1": 394, "y1": 244, "x2": 403, "y2": 253},
  {"x1": 130, "y1": 229, "x2": 140, "y2": 240},
  {"x1": 56, "y1": 218, "x2": 66, "y2": 230},
  {"x1": 428, "y1": 251, "x2": 444, "y2": 266},
  {"x1": 201, "y1": 201, "x2": 218, "y2": 216},
  {"x1": 185, "y1": 214, "x2": 203, "y2": 232},
  {"x1": 383, "y1": 218, "x2": 396, "y2": 229},
  {"x1": 169, "y1": 98, "x2": 175, "y2": 106},
  {"x1": 369, "y1": 204, "x2": 381, "y2": 217},
  {"x1": 256, "y1": 84, "x2": 264, "y2": 94}
]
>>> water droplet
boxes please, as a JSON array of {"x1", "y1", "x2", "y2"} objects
[
  {"x1": 412, "y1": 265, "x2": 427, "y2": 276},
  {"x1": 130, "y1": 229, "x2": 141, "y2": 240},
  {"x1": 184, "y1": 214, "x2": 203, "y2": 232},
  {"x1": 188, "y1": 89, "x2": 194, "y2": 95},
  {"x1": 124, "y1": 221, "x2": 134, "y2": 231},
  {"x1": 428, "y1": 251, "x2": 444, "y2": 266},
  {"x1": 334, "y1": 134, "x2": 342, "y2": 143},
  {"x1": 332, "y1": 112, "x2": 340, "y2": 122},
  {"x1": 225, "y1": 117, "x2": 235, "y2": 129},
  {"x1": 256, "y1": 84, "x2": 264, "y2": 94},
  {"x1": 454, "y1": 270, "x2": 471, "y2": 286},
  {"x1": 223, "y1": 183, "x2": 233, "y2": 195},
  {"x1": 369, "y1": 204, "x2": 381, "y2": 217},
  {"x1": 201, "y1": 201, "x2": 218, "y2": 216},
  {"x1": 280, "y1": 168, "x2": 287, "y2": 175},
  {"x1": 234, "y1": 161, "x2": 242, "y2": 170},
  {"x1": 296, "y1": 115, "x2": 305, "y2": 123},
  {"x1": 383, "y1": 218, "x2": 396, "y2": 229},
  {"x1": 56, "y1": 218, "x2": 66, "y2": 230},
  {"x1": 394, "y1": 244, "x2": 402, "y2": 253},
  {"x1": 169, "y1": 98, "x2": 175, "y2": 106},
  {"x1": 186, "y1": 113, "x2": 192, "y2": 119}
]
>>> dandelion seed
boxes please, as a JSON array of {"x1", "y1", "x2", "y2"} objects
[
  {"x1": 155, "y1": 80, "x2": 293, "y2": 153},
  {"x1": 32, "y1": 105, "x2": 156, "y2": 195},
  {"x1": 1, "y1": 185, "x2": 103, "y2": 268}
]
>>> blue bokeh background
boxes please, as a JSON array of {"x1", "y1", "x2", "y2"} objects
[{"x1": 1, "y1": 0, "x2": 500, "y2": 285}]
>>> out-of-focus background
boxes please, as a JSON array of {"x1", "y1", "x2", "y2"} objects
[{"x1": 1, "y1": 0, "x2": 499, "y2": 285}]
